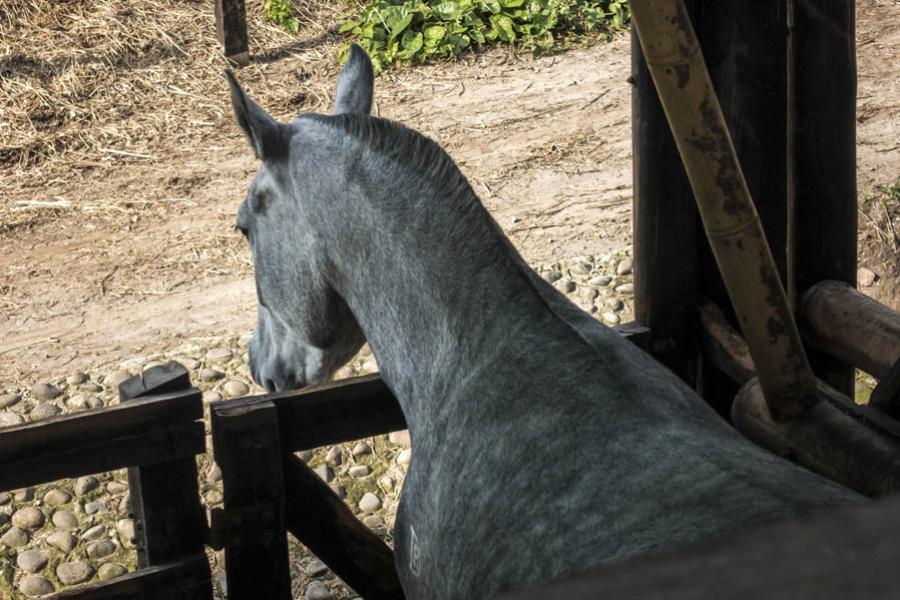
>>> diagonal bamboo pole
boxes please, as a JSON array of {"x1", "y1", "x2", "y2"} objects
[{"x1": 629, "y1": 0, "x2": 819, "y2": 421}]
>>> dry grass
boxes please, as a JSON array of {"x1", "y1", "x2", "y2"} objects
[{"x1": 0, "y1": 0, "x2": 348, "y2": 174}]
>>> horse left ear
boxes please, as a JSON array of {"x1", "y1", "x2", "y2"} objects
[
  {"x1": 333, "y1": 44, "x2": 374, "y2": 115},
  {"x1": 225, "y1": 70, "x2": 286, "y2": 161}
]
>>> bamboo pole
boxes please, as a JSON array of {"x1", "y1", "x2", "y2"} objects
[{"x1": 629, "y1": 1, "x2": 818, "y2": 421}]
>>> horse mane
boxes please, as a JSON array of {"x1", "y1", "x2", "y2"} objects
[{"x1": 305, "y1": 112, "x2": 479, "y2": 213}]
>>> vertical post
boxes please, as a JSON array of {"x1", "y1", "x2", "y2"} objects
[
  {"x1": 211, "y1": 398, "x2": 292, "y2": 600},
  {"x1": 215, "y1": 0, "x2": 250, "y2": 66},
  {"x1": 790, "y1": 0, "x2": 857, "y2": 396},
  {"x1": 119, "y1": 363, "x2": 209, "y2": 580},
  {"x1": 631, "y1": 18, "x2": 700, "y2": 386}
]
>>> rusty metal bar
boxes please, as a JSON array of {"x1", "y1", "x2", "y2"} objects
[
  {"x1": 629, "y1": 0, "x2": 819, "y2": 421},
  {"x1": 800, "y1": 280, "x2": 900, "y2": 380}
]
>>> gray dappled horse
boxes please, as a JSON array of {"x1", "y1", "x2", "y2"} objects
[{"x1": 227, "y1": 45, "x2": 862, "y2": 599}]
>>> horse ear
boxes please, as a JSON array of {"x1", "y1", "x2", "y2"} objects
[
  {"x1": 333, "y1": 44, "x2": 374, "y2": 115},
  {"x1": 225, "y1": 70, "x2": 286, "y2": 161}
]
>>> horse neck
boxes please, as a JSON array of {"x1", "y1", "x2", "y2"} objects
[{"x1": 324, "y1": 180, "x2": 548, "y2": 434}]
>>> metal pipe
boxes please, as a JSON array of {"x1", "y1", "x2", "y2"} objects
[{"x1": 629, "y1": 0, "x2": 819, "y2": 421}]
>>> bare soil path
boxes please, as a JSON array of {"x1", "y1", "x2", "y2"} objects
[{"x1": 1, "y1": 1, "x2": 898, "y2": 387}]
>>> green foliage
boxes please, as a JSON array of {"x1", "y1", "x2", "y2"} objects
[
  {"x1": 339, "y1": 0, "x2": 630, "y2": 71},
  {"x1": 264, "y1": 0, "x2": 299, "y2": 33}
]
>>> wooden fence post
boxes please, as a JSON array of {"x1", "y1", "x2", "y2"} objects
[
  {"x1": 211, "y1": 398, "x2": 292, "y2": 600},
  {"x1": 119, "y1": 362, "x2": 209, "y2": 577},
  {"x1": 215, "y1": 0, "x2": 250, "y2": 66}
]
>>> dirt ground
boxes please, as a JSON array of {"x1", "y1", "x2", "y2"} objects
[{"x1": 1, "y1": 0, "x2": 898, "y2": 387}]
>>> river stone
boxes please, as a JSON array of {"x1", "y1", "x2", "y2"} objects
[
  {"x1": 614, "y1": 282, "x2": 634, "y2": 295},
  {"x1": 325, "y1": 446, "x2": 343, "y2": 466},
  {"x1": 52, "y1": 510, "x2": 79, "y2": 531},
  {"x1": 329, "y1": 484, "x2": 346, "y2": 499},
  {"x1": 570, "y1": 262, "x2": 592, "y2": 276},
  {"x1": 349, "y1": 465, "x2": 371, "y2": 478},
  {"x1": 17, "y1": 549, "x2": 49, "y2": 573},
  {"x1": 31, "y1": 382, "x2": 61, "y2": 401},
  {"x1": 389, "y1": 429, "x2": 411, "y2": 447},
  {"x1": 30, "y1": 402, "x2": 62, "y2": 421},
  {"x1": 205, "y1": 490, "x2": 224, "y2": 505},
  {"x1": 0, "y1": 526, "x2": 29, "y2": 547},
  {"x1": 351, "y1": 442, "x2": 371, "y2": 457},
  {"x1": 14, "y1": 487, "x2": 35, "y2": 501},
  {"x1": 541, "y1": 270, "x2": 562, "y2": 284},
  {"x1": 206, "y1": 464, "x2": 222, "y2": 483},
  {"x1": 858, "y1": 267, "x2": 877, "y2": 287},
  {"x1": 306, "y1": 581, "x2": 332, "y2": 600},
  {"x1": 0, "y1": 491, "x2": 9, "y2": 504},
  {"x1": 85, "y1": 499, "x2": 108, "y2": 514},
  {"x1": 44, "y1": 489, "x2": 72, "y2": 506},
  {"x1": 297, "y1": 450, "x2": 313, "y2": 462},
  {"x1": 74, "y1": 475, "x2": 99, "y2": 496},
  {"x1": 358, "y1": 493, "x2": 382, "y2": 514},
  {"x1": 106, "y1": 481, "x2": 128, "y2": 494},
  {"x1": 206, "y1": 348, "x2": 234, "y2": 363},
  {"x1": 66, "y1": 371, "x2": 88, "y2": 385},
  {"x1": 314, "y1": 465, "x2": 334, "y2": 483},
  {"x1": 98, "y1": 562, "x2": 127, "y2": 580},
  {"x1": 202, "y1": 390, "x2": 222, "y2": 404},
  {"x1": 117, "y1": 519, "x2": 135, "y2": 544},
  {"x1": 18, "y1": 574, "x2": 54, "y2": 597},
  {"x1": 104, "y1": 370, "x2": 131, "y2": 389},
  {"x1": 588, "y1": 275, "x2": 613, "y2": 287},
  {"x1": 397, "y1": 449, "x2": 412, "y2": 466},
  {"x1": 57, "y1": 561, "x2": 94, "y2": 585},
  {"x1": 605, "y1": 298, "x2": 625, "y2": 311},
  {"x1": 46, "y1": 531, "x2": 77, "y2": 553},
  {"x1": 87, "y1": 539, "x2": 117, "y2": 558},
  {"x1": 0, "y1": 393, "x2": 21, "y2": 408},
  {"x1": 616, "y1": 258, "x2": 634, "y2": 276},
  {"x1": 305, "y1": 559, "x2": 328, "y2": 577},
  {"x1": 580, "y1": 287, "x2": 599, "y2": 302},
  {"x1": 12, "y1": 506, "x2": 45, "y2": 529},
  {"x1": 0, "y1": 411, "x2": 24, "y2": 427},
  {"x1": 0, "y1": 512, "x2": 7, "y2": 526},
  {"x1": 82, "y1": 524, "x2": 106, "y2": 541},
  {"x1": 363, "y1": 515, "x2": 384, "y2": 529},
  {"x1": 554, "y1": 278, "x2": 576, "y2": 294},
  {"x1": 81, "y1": 382, "x2": 104, "y2": 394},
  {"x1": 179, "y1": 357, "x2": 201, "y2": 370},
  {"x1": 222, "y1": 380, "x2": 249, "y2": 397},
  {"x1": 602, "y1": 311, "x2": 621, "y2": 325},
  {"x1": 200, "y1": 368, "x2": 225, "y2": 382}
]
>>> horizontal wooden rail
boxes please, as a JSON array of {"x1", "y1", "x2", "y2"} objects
[
  {"x1": 0, "y1": 387, "x2": 204, "y2": 491},
  {"x1": 498, "y1": 495, "x2": 900, "y2": 600},
  {"x1": 800, "y1": 280, "x2": 900, "y2": 380},
  {"x1": 50, "y1": 555, "x2": 211, "y2": 600},
  {"x1": 283, "y1": 454, "x2": 405, "y2": 599}
]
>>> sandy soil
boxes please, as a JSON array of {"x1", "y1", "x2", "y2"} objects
[{"x1": 1, "y1": 2, "x2": 898, "y2": 387}]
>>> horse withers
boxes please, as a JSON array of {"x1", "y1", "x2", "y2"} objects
[{"x1": 225, "y1": 45, "x2": 862, "y2": 599}]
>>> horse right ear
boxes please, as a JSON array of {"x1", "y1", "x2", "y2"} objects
[
  {"x1": 333, "y1": 44, "x2": 374, "y2": 115},
  {"x1": 225, "y1": 70, "x2": 286, "y2": 161}
]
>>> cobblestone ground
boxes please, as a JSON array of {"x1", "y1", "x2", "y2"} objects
[{"x1": 0, "y1": 253, "x2": 636, "y2": 599}]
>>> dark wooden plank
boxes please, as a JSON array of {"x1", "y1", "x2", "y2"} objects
[
  {"x1": 800, "y1": 280, "x2": 900, "y2": 380},
  {"x1": 215, "y1": 0, "x2": 250, "y2": 66},
  {"x1": 283, "y1": 455, "x2": 405, "y2": 599},
  {"x1": 499, "y1": 495, "x2": 900, "y2": 600},
  {"x1": 791, "y1": 0, "x2": 857, "y2": 396},
  {"x1": 611, "y1": 321, "x2": 651, "y2": 352},
  {"x1": 0, "y1": 389, "x2": 204, "y2": 491},
  {"x1": 211, "y1": 398, "x2": 292, "y2": 600},
  {"x1": 120, "y1": 364, "x2": 209, "y2": 575},
  {"x1": 50, "y1": 555, "x2": 211, "y2": 600},
  {"x1": 631, "y1": 22, "x2": 700, "y2": 386}
]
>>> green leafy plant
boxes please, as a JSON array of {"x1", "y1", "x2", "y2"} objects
[
  {"x1": 265, "y1": 0, "x2": 299, "y2": 33},
  {"x1": 339, "y1": 0, "x2": 629, "y2": 71}
]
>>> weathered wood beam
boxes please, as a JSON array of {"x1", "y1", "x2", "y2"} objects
[
  {"x1": 498, "y1": 495, "x2": 900, "y2": 600},
  {"x1": 215, "y1": 0, "x2": 250, "y2": 66},
  {"x1": 211, "y1": 397, "x2": 292, "y2": 600},
  {"x1": 120, "y1": 363, "x2": 209, "y2": 571},
  {"x1": 50, "y1": 555, "x2": 211, "y2": 600},
  {"x1": 800, "y1": 280, "x2": 900, "y2": 380},
  {"x1": 283, "y1": 455, "x2": 405, "y2": 599},
  {"x1": 0, "y1": 387, "x2": 204, "y2": 492}
]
